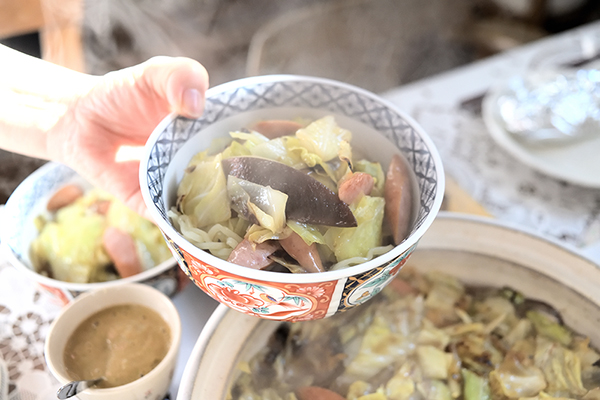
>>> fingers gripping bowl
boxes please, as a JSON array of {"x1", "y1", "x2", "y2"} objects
[{"x1": 140, "y1": 75, "x2": 445, "y2": 321}]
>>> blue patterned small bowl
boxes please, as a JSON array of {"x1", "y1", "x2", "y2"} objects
[
  {"x1": 0, "y1": 162, "x2": 185, "y2": 305},
  {"x1": 140, "y1": 75, "x2": 445, "y2": 321}
]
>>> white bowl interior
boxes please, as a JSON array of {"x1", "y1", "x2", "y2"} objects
[{"x1": 178, "y1": 213, "x2": 600, "y2": 400}]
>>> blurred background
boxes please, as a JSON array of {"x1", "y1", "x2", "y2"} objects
[{"x1": 2, "y1": 0, "x2": 600, "y2": 203}]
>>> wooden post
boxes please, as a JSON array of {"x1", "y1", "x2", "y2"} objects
[{"x1": 39, "y1": 0, "x2": 85, "y2": 72}]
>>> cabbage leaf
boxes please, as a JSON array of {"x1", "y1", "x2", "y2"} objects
[
  {"x1": 343, "y1": 313, "x2": 411, "y2": 382},
  {"x1": 31, "y1": 201, "x2": 109, "y2": 283},
  {"x1": 527, "y1": 310, "x2": 573, "y2": 347},
  {"x1": 490, "y1": 350, "x2": 547, "y2": 398},
  {"x1": 534, "y1": 336, "x2": 586, "y2": 397},
  {"x1": 249, "y1": 137, "x2": 304, "y2": 168},
  {"x1": 416, "y1": 345, "x2": 452, "y2": 380},
  {"x1": 286, "y1": 221, "x2": 325, "y2": 246},
  {"x1": 354, "y1": 160, "x2": 385, "y2": 197},
  {"x1": 416, "y1": 380, "x2": 452, "y2": 400},
  {"x1": 462, "y1": 368, "x2": 491, "y2": 400},
  {"x1": 324, "y1": 195, "x2": 384, "y2": 261},
  {"x1": 295, "y1": 115, "x2": 352, "y2": 162},
  {"x1": 227, "y1": 176, "x2": 288, "y2": 234},
  {"x1": 177, "y1": 153, "x2": 231, "y2": 228}
]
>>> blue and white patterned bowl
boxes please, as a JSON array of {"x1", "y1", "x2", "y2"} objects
[
  {"x1": 0, "y1": 162, "x2": 184, "y2": 305},
  {"x1": 140, "y1": 75, "x2": 445, "y2": 321}
]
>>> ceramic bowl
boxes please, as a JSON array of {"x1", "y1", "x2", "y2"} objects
[
  {"x1": 140, "y1": 75, "x2": 445, "y2": 321},
  {"x1": 0, "y1": 162, "x2": 186, "y2": 305},
  {"x1": 177, "y1": 213, "x2": 600, "y2": 399},
  {"x1": 45, "y1": 283, "x2": 181, "y2": 400}
]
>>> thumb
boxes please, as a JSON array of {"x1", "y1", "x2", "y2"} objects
[{"x1": 139, "y1": 56, "x2": 209, "y2": 119}]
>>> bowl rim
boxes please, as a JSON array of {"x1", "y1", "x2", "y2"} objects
[
  {"x1": 0, "y1": 161, "x2": 179, "y2": 293},
  {"x1": 44, "y1": 282, "x2": 182, "y2": 394},
  {"x1": 176, "y1": 211, "x2": 600, "y2": 399},
  {"x1": 139, "y1": 74, "x2": 445, "y2": 284}
]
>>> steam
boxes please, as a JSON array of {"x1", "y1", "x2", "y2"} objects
[{"x1": 49, "y1": 0, "x2": 471, "y2": 91}]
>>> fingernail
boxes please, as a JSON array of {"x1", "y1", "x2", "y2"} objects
[{"x1": 182, "y1": 88, "x2": 203, "y2": 118}]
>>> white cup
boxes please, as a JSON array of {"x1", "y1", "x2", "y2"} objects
[{"x1": 45, "y1": 283, "x2": 181, "y2": 400}]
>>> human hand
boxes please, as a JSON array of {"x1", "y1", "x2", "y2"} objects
[{"x1": 47, "y1": 56, "x2": 209, "y2": 218}]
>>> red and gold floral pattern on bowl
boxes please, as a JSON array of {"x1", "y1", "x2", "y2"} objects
[{"x1": 166, "y1": 238, "x2": 417, "y2": 321}]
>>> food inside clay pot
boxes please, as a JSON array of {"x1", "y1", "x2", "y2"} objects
[
  {"x1": 169, "y1": 116, "x2": 416, "y2": 273},
  {"x1": 30, "y1": 187, "x2": 171, "y2": 283},
  {"x1": 228, "y1": 268, "x2": 600, "y2": 400}
]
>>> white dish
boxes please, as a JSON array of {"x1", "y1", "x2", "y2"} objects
[
  {"x1": 177, "y1": 212, "x2": 600, "y2": 399},
  {"x1": 482, "y1": 83, "x2": 600, "y2": 188}
]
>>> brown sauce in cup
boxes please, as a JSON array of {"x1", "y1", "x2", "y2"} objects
[{"x1": 63, "y1": 304, "x2": 170, "y2": 388}]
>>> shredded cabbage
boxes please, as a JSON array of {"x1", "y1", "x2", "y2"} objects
[
  {"x1": 227, "y1": 176, "x2": 288, "y2": 234},
  {"x1": 354, "y1": 160, "x2": 386, "y2": 197},
  {"x1": 324, "y1": 195, "x2": 385, "y2": 262},
  {"x1": 228, "y1": 269, "x2": 600, "y2": 400},
  {"x1": 286, "y1": 221, "x2": 325, "y2": 246},
  {"x1": 177, "y1": 153, "x2": 231, "y2": 228},
  {"x1": 31, "y1": 202, "x2": 108, "y2": 283},
  {"x1": 294, "y1": 115, "x2": 352, "y2": 162}
]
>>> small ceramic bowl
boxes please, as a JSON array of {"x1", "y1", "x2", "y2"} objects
[
  {"x1": 45, "y1": 283, "x2": 181, "y2": 400},
  {"x1": 140, "y1": 75, "x2": 445, "y2": 321},
  {"x1": 177, "y1": 213, "x2": 600, "y2": 399},
  {"x1": 0, "y1": 162, "x2": 186, "y2": 305}
]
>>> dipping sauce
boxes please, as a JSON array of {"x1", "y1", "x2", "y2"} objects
[{"x1": 64, "y1": 304, "x2": 170, "y2": 388}]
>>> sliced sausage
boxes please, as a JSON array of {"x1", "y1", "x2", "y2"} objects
[
  {"x1": 279, "y1": 232, "x2": 324, "y2": 273},
  {"x1": 92, "y1": 200, "x2": 111, "y2": 215},
  {"x1": 384, "y1": 154, "x2": 413, "y2": 245},
  {"x1": 227, "y1": 239, "x2": 278, "y2": 270},
  {"x1": 46, "y1": 184, "x2": 83, "y2": 211},
  {"x1": 297, "y1": 387, "x2": 345, "y2": 400},
  {"x1": 338, "y1": 172, "x2": 374, "y2": 205},
  {"x1": 250, "y1": 120, "x2": 303, "y2": 139},
  {"x1": 102, "y1": 227, "x2": 143, "y2": 278},
  {"x1": 388, "y1": 278, "x2": 418, "y2": 296}
]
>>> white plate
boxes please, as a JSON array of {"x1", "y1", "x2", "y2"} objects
[
  {"x1": 482, "y1": 83, "x2": 600, "y2": 188},
  {"x1": 177, "y1": 213, "x2": 600, "y2": 400}
]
